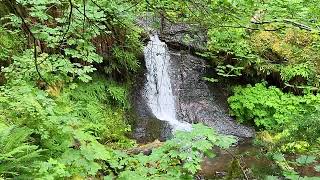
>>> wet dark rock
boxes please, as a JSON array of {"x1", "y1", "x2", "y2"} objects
[
  {"x1": 130, "y1": 70, "x2": 173, "y2": 143},
  {"x1": 169, "y1": 51, "x2": 254, "y2": 138},
  {"x1": 159, "y1": 23, "x2": 208, "y2": 54},
  {"x1": 137, "y1": 16, "x2": 207, "y2": 53},
  {"x1": 130, "y1": 117, "x2": 172, "y2": 143}
]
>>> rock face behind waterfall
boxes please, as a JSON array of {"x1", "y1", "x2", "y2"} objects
[
  {"x1": 132, "y1": 19, "x2": 254, "y2": 140},
  {"x1": 162, "y1": 22, "x2": 253, "y2": 138},
  {"x1": 168, "y1": 51, "x2": 254, "y2": 138},
  {"x1": 132, "y1": 46, "x2": 254, "y2": 139}
]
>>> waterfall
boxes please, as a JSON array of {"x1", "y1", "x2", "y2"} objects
[{"x1": 144, "y1": 34, "x2": 192, "y2": 131}]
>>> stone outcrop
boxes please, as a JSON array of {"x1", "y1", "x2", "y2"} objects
[{"x1": 169, "y1": 51, "x2": 254, "y2": 137}]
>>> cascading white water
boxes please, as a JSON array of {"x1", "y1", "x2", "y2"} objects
[{"x1": 144, "y1": 34, "x2": 192, "y2": 131}]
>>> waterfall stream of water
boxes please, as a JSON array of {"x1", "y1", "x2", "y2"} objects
[{"x1": 144, "y1": 34, "x2": 192, "y2": 131}]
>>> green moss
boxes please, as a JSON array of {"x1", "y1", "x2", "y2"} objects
[{"x1": 226, "y1": 158, "x2": 243, "y2": 180}]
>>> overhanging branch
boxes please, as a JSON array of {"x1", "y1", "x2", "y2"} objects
[{"x1": 6, "y1": 0, "x2": 47, "y2": 83}]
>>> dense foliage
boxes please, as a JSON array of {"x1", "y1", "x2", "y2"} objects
[
  {"x1": 142, "y1": 0, "x2": 320, "y2": 178},
  {"x1": 0, "y1": 0, "x2": 237, "y2": 179},
  {"x1": 111, "y1": 124, "x2": 236, "y2": 180},
  {"x1": 228, "y1": 83, "x2": 320, "y2": 129},
  {"x1": 1, "y1": 0, "x2": 320, "y2": 179}
]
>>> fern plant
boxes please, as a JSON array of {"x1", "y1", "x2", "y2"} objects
[{"x1": 0, "y1": 124, "x2": 42, "y2": 178}]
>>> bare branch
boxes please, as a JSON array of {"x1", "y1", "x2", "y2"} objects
[
  {"x1": 59, "y1": 0, "x2": 73, "y2": 48},
  {"x1": 6, "y1": 0, "x2": 47, "y2": 83}
]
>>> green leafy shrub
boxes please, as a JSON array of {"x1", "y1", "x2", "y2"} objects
[
  {"x1": 228, "y1": 83, "x2": 320, "y2": 129},
  {"x1": 0, "y1": 0, "x2": 138, "y2": 167},
  {"x1": 1, "y1": 0, "x2": 143, "y2": 85},
  {"x1": 110, "y1": 124, "x2": 237, "y2": 180},
  {"x1": 35, "y1": 124, "x2": 236, "y2": 179},
  {"x1": 37, "y1": 130, "x2": 115, "y2": 179}
]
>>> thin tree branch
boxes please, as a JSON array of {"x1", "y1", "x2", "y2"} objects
[
  {"x1": 215, "y1": 25, "x2": 285, "y2": 31},
  {"x1": 252, "y1": 19, "x2": 316, "y2": 32},
  {"x1": 6, "y1": 0, "x2": 47, "y2": 83},
  {"x1": 284, "y1": 83, "x2": 319, "y2": 91},
  {"x1": 118, "y1": 0, "x2": 142, "y2": 13},
  {"x1": 59, "y1": 0, "x2": 73, "y2": 48},
  {"x1": 83, "y1": 0, "x2": 86, "y2": 33}
]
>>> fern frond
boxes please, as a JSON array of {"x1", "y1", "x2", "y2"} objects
[{"x1": 0, "y1": 125, "x2": 42, "y2": 178}]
